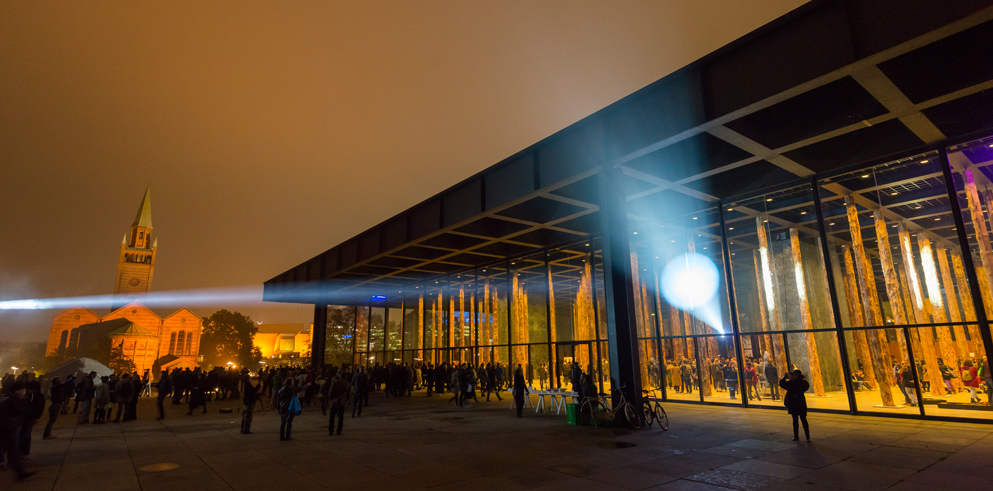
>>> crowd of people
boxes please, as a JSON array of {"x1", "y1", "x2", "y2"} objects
[{"x1": 656, "y1": 355, "x2": 781, "y2": 401}]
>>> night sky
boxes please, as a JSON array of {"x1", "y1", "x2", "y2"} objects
[{"x1": 0, "y1": 1, "x2": 806, "y2": 341}]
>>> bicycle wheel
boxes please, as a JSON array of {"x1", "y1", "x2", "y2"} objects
[
  {"x1": 654, "y1": 403, "x2": 668, "y2": 431},
  {"x1": 624, "y1": 403, "x2": 642, "y2": 429},
  {"x1": 642, "y1": 401, "x2": 654, "y2": 427}
]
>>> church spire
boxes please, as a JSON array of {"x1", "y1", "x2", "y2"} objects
[{"x1": 132, "y1": 187, "x2": 153, "y2": 228}]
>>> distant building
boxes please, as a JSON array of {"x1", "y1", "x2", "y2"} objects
[
  {"x1": 253, "y1": 323, "x2": 311, "y2": 363},
  {"x1": 45, "y1": 189, "x2": 201, "y2": 375}
]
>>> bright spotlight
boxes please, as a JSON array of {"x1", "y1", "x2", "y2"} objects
[{"x1": 659, "y1": 252, "x2": 724, "y2": 333}]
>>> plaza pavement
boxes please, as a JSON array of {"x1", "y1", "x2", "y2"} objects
[{"x1": 4, "y1": 389, "x2": 993, "y2": 491}]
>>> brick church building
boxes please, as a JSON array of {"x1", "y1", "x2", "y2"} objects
[{"x1": 45, "y1": 189, "x2": 202, "y2": 375}]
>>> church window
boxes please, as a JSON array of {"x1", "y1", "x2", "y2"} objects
[
  {"x1": 139, "y1": 232, "x2": 143, "y2": 239},
  {"x1": 68, "y1": 329, "x2": 80, "y2": 351},
  {"x1": 58, "y1": 330, "x2": 68, "y2": 351},
  {"x1": 169, "y1": 332, "x2": 176, "y2": 355},
  {"x1": 177, "y1": 331, "x2": 186, "y2": 356},
  {"x1": 185, "y1": 331, "x2": 192, "y2": 355}
]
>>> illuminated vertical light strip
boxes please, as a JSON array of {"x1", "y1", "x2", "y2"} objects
[
  {"x1": 918, "y1": 237, "x2": 944, "y2": 310},
  {"x1": 902, "y1": 234, "x2": 925, "y2": 311},
  {"x1": 760, "y1": 246, "x2": 776, "y2": 317}
]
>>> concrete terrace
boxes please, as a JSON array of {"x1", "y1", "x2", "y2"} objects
[{"x1": 5, "y1": 390, "x2": 993, "y2": 491}]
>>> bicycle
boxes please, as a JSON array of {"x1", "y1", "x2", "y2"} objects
[
  {"x1": 580, "y1": 385, "x2": 641, "y2": 429},
  {"x1": 641, "y1": 390, "x2": 669, "y2": 431}
]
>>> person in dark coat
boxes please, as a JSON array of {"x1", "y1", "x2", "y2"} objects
[
  {"x1": 276, "y1": 378, "x2": 296, "y2": 441},
  {"x1": 44, "y1": 374, "x2": 75, "y2": 439},
  {"x1": 351, "y1": 366, "x2": 367, "y2": 417},
  {"x1": 764, "y1": 360, "x2": 780, "y2": 401},
  {"x1": 112, "y1": 375, "x2": 133, "y2": 423},
  {"x1": 241, "y1": 376, "x2": 259, "y2": 434},
  {"x1": 780, "y1": 370, "x2": 810, "y2": 442},
  {"x1": 156, "y1": 371, "x2": 172, "y2": 420},
  {"x1": 186, "y1": 370, "x2": 207, "y2": 415},
  {"x1": 327, "y1": 374, "x2": 352, "y2": 436},
  {"x1": 512, "y1": 366, "x2": 529, "y2": 418},
  {"x1": 0, "y1": 382, "x2": 35, "y2": 481}
]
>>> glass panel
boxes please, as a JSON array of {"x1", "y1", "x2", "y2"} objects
[
  {"x1": 387, "y1": 304, "x2": 402, "y2": 351},
  {"x1": 511, "y1": 254, "x2": 549, "y2": 352},
  {"x1": 593, "y1": 237, "x2": 608, "y2": 340},
  {"x1": 355, "y1": 305, "x2": 369, "y2": 354},
  {"x1": 663, "y1": 337, "x2": 699, "y2": 403},
  {"x1": 529, "y1": 344, "x2": 550, "y2": 389},
  {"x1": 548, "y1": 244, "x2": 599, "y2": 343},
  {"x1": 477, "y1": 265, "x2": 508, "y2": 362},
  {"x1": 785, "y1": 331, "x2": 847, "y2": 411},
  {"x1": 701, "y1": 335, "x2": 739, "y2": 405},
  {"x1": 844, "y1": 328, "x2": 918, "y2": 415},
  {"x1": 324, "y1": 305, "x2": 355, "y2": 366},
  {"x1": 369, "y1": 304, "x2": 385, "y2": 353},
  {"x1": 402, "y1": 298, "x2": 419, "y2": 353}
]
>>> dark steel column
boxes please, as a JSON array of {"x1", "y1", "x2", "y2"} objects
[
  {"x1": 940, "y1": 149, "x2": 993, "y2": 368},
  {"x1": 544, "y1": 251, "x2": 555, "y2": 388},
  {"x1": 312, "y1": 303, "x2": 328, "y2": 369},
  {"x1": 903, "y1": 326, "x2": 926, "y2": 416},
  {"x1": 718, "y1": 201, "x2": 748, "y2": 408},
  {"x1": 596, "y1": 166, "x2": 643, "y2": 410},
  {"x1": 812, "y1": 178, "x2": 858, "y2": 414}
]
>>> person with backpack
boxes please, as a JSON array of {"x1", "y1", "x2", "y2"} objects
[
  {"x1": 961, "y1": 360, "x2": 980, "y2": 404},
  {"x1": 900, "y1": 364, "x2": 918, "y2": 406},
  {"x1": 780, "y1": 370, "x2": 810, "y2": 442},
  {"x1": 938, "y1": 359, "x2": 956, "y2": 393},
  {"x1": 744, "y1": 362, "x2": 761, "y2": 401}
]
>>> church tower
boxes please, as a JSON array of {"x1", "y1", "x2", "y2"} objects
[{"x1": 113, "y1": 188, "x2": 157, "y2": 310}]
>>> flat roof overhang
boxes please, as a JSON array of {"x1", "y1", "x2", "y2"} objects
[{"x1": 264, "y1": 0, "x2": 993, "y2": 306}]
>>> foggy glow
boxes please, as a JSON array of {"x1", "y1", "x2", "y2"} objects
[{"x1": 660, "y1": 252, "x2": 724, "y2": 333}]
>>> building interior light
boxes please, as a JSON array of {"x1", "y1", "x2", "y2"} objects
[{"x1": 861, "y1": 174, "x2": 870, "y2": 178}]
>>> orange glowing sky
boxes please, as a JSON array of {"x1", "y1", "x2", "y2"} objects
[{"x1": 0, "y1": 1, "x2": 807, "y2": 341}]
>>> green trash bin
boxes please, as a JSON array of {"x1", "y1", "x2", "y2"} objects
[{"x1": 565, "y1": 403, "x2": 579, "y2": 425}]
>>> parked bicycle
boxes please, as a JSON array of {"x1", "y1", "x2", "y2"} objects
[
  {"x1": 580, "y1": 385, "x2": 641, "y2": 429},
  {"x1": 641, "y1": 390, "x2": 668, "y2": 431}
]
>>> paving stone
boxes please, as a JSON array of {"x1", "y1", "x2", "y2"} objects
[
  {"x1": 685, "y1": 468, "x2": 784, "y2": 491},
  {"x1": 720, "y1": 459, "x2": 812, "y2": 480}
]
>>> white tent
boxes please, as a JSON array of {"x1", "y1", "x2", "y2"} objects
[{"x1": 45, "y1": 357, "x2": 114, "y2": 381}]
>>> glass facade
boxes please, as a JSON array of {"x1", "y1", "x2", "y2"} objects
[{"x1": 325, "y1": 138, "x2": 993, "y2": 422}]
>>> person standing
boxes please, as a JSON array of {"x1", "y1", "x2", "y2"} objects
[
  {"x1": 961, "y1": 360, "x2": 980, "y2": 404},
  {"x1": 765, "y1": 359, "x2": 780, "y2": 401},
  {"x1": 241, "y1": 376, "x2": 259, "y2": 434},
  {"x1": 156, "y1": 371, "x2": 172, "y2": 420},
  {"x1": 276, "y1": 378, "x2": 296, "y2": 441},
  {"x1": 93, "y1": 377, "x2": 111, "y2": 424},
  {"x1": 744, "y1": 362, "x2": 761, "y2": 401},
  {"x1": 126, "y1": 373, "x2": 142, "y2": 421},
  {"x1": 724, "y1": 360, "x2": 739, "y2": 399},
  {"x1": 351, "y1": 367, "x2": 367, "y2": 417},
  {"x1": 0, "y1": 382, "x2": 35, "y2": 481},
  {"x1": 76, "y1": 371, "x2": 96, "y2": 424},
  {"x1": 513, "y1": 366, "x2": 529, "y2": 418},
  {"x1": 780, "y1": 370, "x2": 810, "y2": 442},
  {"x1": 20, "y1": 373, "x2": 44, "y2": 458},
  {"x1": 187, "y1": 370, "x2": 207, "y2": 415},
  {"x1": 43, "y1": 374, "x2": 75, "y2": 439},
  {"x1": 327, "y1": 374, "x2": 351, "y2": 436},
  {"x1": 112, "y1": 374, "x2": 132, "y2": 423}
]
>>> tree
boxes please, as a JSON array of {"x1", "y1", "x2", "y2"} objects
[
  {"x1": 199, "y1": 310, "x2": 261, "y2": 369},
  {"x1": 108, "y1": 343, "x2": 136, "y2": 374},
  {"x1": 325, "y1": 306, "x2": 355, "y2": 366}
]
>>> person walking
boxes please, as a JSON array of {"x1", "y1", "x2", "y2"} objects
[
  {"x1": 745, "y1": 362, "x2": 761, "y2": 401},
  {"x1": 276, "y1": 378, "x2": 296, "y2": 441},
  {"x1": 327, "y1": 374, "x2": 351, "y2": 436},
  {"x1": 43, "y1": 374, "x2": 75, "y2": 439},
  {"x1": 780, "y1": 370, "x2": 810, "y2": 442},
  {"x1": 724, "y1": 360, "x2": 739, "y2": 399},
  {"x1": 513, "y1": 366, "x2": 529, "y2": 418},
  {"x1": 351, "y1": 367, "x2": 367, "y2": 417},
  {"x1": 241, "y1": 376, "x2": 259, "y2": 434},
  {"x1": 156, "y1": 371, "x2": 172, "y2": 420}
]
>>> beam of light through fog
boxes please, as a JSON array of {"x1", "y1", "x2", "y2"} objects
[
  {"x1": 0, "y1": 282, "x2": 404, "y2": 311},
  {"x1": 659, "y1": 252, "x2": 724, "y2": 333}
]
